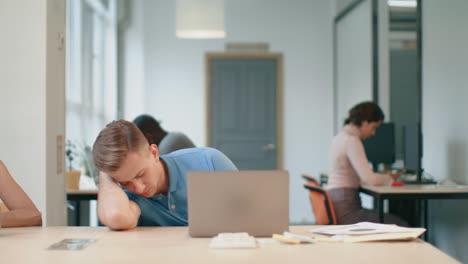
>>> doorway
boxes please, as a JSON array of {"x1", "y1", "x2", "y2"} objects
[{"x1": 206, "y1": 53, "x2": 283, "y2": 170}]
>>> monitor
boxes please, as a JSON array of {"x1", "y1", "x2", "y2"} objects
[
  {"x1": 363, "y1": 122, "x2": 395, "y2": 171},
  {"x1": 403, "y1": 123, "x2": 422, "y2": 175}
]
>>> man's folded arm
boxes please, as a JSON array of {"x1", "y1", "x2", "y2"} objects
[{"x1": 97, "y1": 172, "x2": 141, "y2": 230}]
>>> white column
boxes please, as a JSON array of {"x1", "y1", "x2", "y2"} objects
[{"x1": 0, "y1": 0, "x2": 66, "y2": 226}]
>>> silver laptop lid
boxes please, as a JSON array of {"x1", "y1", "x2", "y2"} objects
[{"x1": 187, "y1": 170, "x2": 289, "y2": 237}]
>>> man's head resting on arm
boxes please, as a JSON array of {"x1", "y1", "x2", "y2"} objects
[{"x1": 93, "y1": 120, "x2": 169, "y2": 197}]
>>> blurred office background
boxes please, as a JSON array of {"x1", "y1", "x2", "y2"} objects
[{"x1": 1, "y1": 0, "x2": 468, "y2": 261}]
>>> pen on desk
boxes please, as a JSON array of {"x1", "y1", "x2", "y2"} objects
[
  {"x1": 272, "y1": 234, "x2": 301, "y2": 244},
  {"x1": 283, "y1": 232, "x2": 316, "y2": 243}
]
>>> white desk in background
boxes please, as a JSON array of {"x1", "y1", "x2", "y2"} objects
[
  {"x1": 360, "y1": 184, "x2": 468, "y2": 239},
  {"x1": 0, "y1": 226, "x2": 459, "y2": 264}
]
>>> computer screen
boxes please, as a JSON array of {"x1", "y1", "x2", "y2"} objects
[
  {"x1": 403, "y1": 123, "x2": 421, "y2": 173},
  {"x1": 363, "y1": 122, "x2": 395, "y2": 171}
]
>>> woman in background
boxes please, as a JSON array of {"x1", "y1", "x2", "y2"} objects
[
  {"x1": 0, "y1": 160, "x2": 42, "y2": 227},
  {"x1": 327, "y1": 101, "x2": 405, "y2": 225}
]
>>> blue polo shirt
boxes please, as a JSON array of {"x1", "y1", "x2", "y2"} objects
[{"x1": 124, "y1": 147, "x2": 238, "y2": 226}]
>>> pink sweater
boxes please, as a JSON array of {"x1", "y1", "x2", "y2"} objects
[{"x1": 328, "y1": 124, "x2": 392, "y2": 189}]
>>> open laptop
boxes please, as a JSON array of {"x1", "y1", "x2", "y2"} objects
[{"x1": 187, "y1": 170, "x2": 289, "y2": 237}]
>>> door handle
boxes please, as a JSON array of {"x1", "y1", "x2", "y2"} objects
[{"x1": 262, "y1": 144, "x2": 276, "y2": 151}]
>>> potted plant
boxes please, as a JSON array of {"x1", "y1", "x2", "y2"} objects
[
  {"x1": 80, "y1": 145, "x2": 99, "y2": 186},
  {"x1": 65, "y1": 140, "x2": 81, "y2": 190}
]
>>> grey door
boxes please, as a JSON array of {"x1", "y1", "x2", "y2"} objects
[{"x1": 208, "y1": 55, "x2": 282, "y2": 169}]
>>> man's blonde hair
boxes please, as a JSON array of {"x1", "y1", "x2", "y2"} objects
[{"x1": 93, "y1": 120, "x2": 148, "y2": 173}]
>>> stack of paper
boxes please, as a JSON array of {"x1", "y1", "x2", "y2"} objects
[{"x1": 310, "y1": 222, "x2": 426, "y2": 243}]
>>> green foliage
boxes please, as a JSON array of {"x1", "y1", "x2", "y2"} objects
[
  {"x1": 65, "y1": 140, "x2": 98, "y2": 183},
  {"x1": 65, "y1": 140, "x2": 79, "y2": 171}
]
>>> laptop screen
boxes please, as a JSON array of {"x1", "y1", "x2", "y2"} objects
[{"x1": 187, "y1": 170, "x2": 289, "y2": 237}]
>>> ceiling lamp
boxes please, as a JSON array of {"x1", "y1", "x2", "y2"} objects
[
  {"x1": 387, "y1": 0, "x2": 417, "y2": 8},
  {"x1": 176, "y1": 0, "x2": 226, "y2": 39}
]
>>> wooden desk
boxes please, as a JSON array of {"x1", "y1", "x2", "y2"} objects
[
  {"x1": 66, "y1": 189, "x2": 98, "y2": 226},
  {"x1": 360, "y1": 184, "x2": 468, "y2": 239},
  {"x1": 0, "y1": 226, "x2": 458, "y2": 263}
]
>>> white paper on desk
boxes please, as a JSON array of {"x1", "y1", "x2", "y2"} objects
[{"x1": 310, "y1": 222, "x2": 419, "y2": 236}]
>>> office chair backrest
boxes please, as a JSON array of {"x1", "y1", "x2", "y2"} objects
[{"x1": 302, "y1": 174, "x2": 337, "y2": 225}]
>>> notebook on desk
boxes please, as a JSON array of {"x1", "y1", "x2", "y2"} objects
[{"x1": 187, "y1": 170, "x2": 289, "y2": 237}]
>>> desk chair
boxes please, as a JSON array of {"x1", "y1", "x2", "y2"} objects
[{"x1": 302, "y1": 174, "x2": 337, "y2": 225}]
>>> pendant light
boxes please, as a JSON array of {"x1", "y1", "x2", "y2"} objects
[{"x1": 176, "y1": 0, "x2": 226, "y2": 39}]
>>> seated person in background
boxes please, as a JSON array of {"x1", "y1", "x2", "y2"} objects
[
  {"x1": 327, "y1": 101, "x2": 405, "y2": 225},
  {"x1": 133, "y1": 114, "x2": 195, "y2": 155},
  {"x1": 0, "y1": 160, "x2": 42, "y2": 227},
  {"x1": 93, "y1": 120, "x2": 237, "y2": 230}
]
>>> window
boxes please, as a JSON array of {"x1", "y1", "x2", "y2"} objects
[
  {"x1": 66, "y1": 0, "x2": 118, "y2": 226},
  {"x1": 66, "y1": 0, "x2": 118, "y2": 151}
]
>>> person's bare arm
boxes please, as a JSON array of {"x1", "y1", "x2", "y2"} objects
[
  {"x1": 346, "y1": 138, "x2": 393, "y2": 186},
  {"x1": 97, "y1": 172, "x2": 141, "y2": 230},
  {"x1": 386, "y1": 171, "x2": 401, "y2": 181},
  {"x1": 0, "y1": 161, "x2": 42, "y2": 227}
]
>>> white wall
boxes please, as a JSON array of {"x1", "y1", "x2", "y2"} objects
[
  {"x1": 0, "y1": 0, "x2": 66, "y2": 225},
  {"x1": 423, "y1": 0, "x2": 468, "y2": 262},
  {"x1": 139, "y1": 0, "x2": 334, "y2": 223},
  {"x1": 334, "y1": 0, "x2": 357, "y2": 15},
  {"x1": 334, "y1": 0, "x2": 390, "y2": 130},
  {"x1": 120, "y1": 0, "x2": 146, "y2": 120},
  {"x1": 335, "y1": 0, "x2": 373, "y2": 131},
  {"x1": 377, "y1": 0, "x2": 389, "y2": 117}
]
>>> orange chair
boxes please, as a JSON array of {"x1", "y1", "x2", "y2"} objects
[{"x1": 302, "y1": 174, "x2": 337, "y2": 225}]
